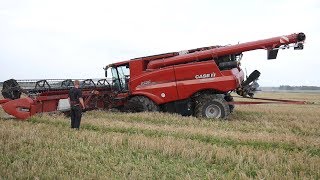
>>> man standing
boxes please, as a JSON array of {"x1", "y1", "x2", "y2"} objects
[{"x1": 68, "y1": 80, "x2": 85, "y2": 129}]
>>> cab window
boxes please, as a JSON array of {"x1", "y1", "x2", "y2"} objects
[{"x1": 111, "y1": 64, "x2": 130, "y2": 91}]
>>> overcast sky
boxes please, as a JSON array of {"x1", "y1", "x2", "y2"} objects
[{"x1": 0, "y1": 0, "x2": 319, "y2": 86}]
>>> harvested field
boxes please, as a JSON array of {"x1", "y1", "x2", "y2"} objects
[{"x1": 0, "y1": 92, "x2": 319, "y2": 179}]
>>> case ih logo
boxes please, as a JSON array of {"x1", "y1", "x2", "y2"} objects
[{"x1": 195, "y1": 73, "x2": 215, "y2": 79}]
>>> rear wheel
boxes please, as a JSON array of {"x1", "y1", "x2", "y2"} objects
[
  {"x1": 194, "y1": 94, "x2": 230, "y2": 119},
  {"x1": 125, "y1": 96, "x2": 160, "y2": 112}
]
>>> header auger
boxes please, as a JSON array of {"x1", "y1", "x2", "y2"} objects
[{"x1": 1, "y1": 32, "x2": 306, "y2": 119}]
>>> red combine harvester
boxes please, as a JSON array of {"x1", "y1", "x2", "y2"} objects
[{"x1": 0, "y1": 32, "x2": 306, "y2": 120}]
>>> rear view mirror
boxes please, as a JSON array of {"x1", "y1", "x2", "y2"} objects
[{"x1": 104, "y1": 66, "x2": 109, "y2": 77}]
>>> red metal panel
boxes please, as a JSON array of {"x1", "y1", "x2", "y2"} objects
[
  {"x1": 110, "y1": 60, "x2": 130, "y2": 67},
  {"x1": 174, "y1": 61, "x2": 222, "y2": 81},
  {"x1": 0, "y1": 99, "x2": 10, "y2": 105},
  {"x1": 1, "y1": 97, "x2": 35, "y2": 120},
  {"x1": 37, "y1": 95, "x2": 68, "y2": 101},
  {"x1": 130, "y1": 67, "x2": 178, "y2": 104},
  {"x1": 174, "y1": 61, "x2": 243, "y2": 99},
  {"x1": 38, "y1": 100, "x2": 59, "y2": 112},
  {"x1": 129, "y1": 60, "x2": 145, "y2": 81}
]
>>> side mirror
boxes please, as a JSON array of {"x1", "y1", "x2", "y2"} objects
[{"x1": 104, "y1": 66, "x2": 109, "y2": 77}]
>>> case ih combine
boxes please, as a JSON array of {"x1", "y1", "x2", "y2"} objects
[{"x1": 0, "y1": 32, "x2": 306, "y2": 120}]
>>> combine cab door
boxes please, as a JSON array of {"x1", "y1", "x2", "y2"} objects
[{"x1": 111, "y1": 64, "x2": 130, "y2": 92}]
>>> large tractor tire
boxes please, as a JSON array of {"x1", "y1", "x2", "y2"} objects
[
  {"x1": 194, "y1": 94, "x2": 230, "y2": 119},
  {"x1": 125, "y1": 96, "x2": 160, "y2": 112},
  {"x1": 224, "y1": 94, "x2": 235, "y2": 113}
]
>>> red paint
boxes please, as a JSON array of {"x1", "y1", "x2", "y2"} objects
[
  {"x1": 2, "y1": 98, "x2": 35, "y2": 120},
  {"x1": 122, "y1": 33, "x2": 304, "y2": 105},
  {"x1": 0, "y1": 88, "x2": 113, "y2": 119},
  {"x1": 230, "y1": 97, "x2": 306, "y2": 105},
  {"x1": 0, "y1": 32, "x2": 305, "y2": 119},
  {"x1": 0, "y1": 99, "x2": 10, "y2": 105},
  {"x1": 147, "y1": 33, "x2": 304, "y2": 69}
]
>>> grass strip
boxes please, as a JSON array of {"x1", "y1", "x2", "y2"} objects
[
  {"x1": 85, "y1": 112, "x2": 320, "y2": 137},
  {"x1": 0, "y1": 129, "x2": 231, "y2": 179},
  {"x1": 28, "y1": 117, "x2": 320, "y2": 157}
]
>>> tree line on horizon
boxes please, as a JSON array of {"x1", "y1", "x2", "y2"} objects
[{"x1": 279, "y1": 85, "x2": 320, "y2": 90}]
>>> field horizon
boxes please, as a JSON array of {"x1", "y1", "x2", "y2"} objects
[{"x1": 1, "y1": 92, "x2": 320, "y2": 179}]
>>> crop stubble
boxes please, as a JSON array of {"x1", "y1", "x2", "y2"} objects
[{"x1": 0, "y1": 92, "x2": 319, "y2": 179}]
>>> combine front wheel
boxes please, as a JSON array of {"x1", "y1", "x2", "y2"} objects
[
  {"x1": 194, "y1": 94, "x2": 230, "y2": 119},
  {"x1": 224, "y1": 94, "x2": 235, "y2": 113},
  {"x1": 125, "y1": 96, "x2": 160, "y2": 112}
]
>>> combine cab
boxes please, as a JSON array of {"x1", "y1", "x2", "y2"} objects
[{"x1": 0, "y1": 32, "x2": 306, "y2": 119}]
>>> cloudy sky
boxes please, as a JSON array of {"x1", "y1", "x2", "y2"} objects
[{"x1": 0, "y1": 0, "x2": 319, "y2": 86}]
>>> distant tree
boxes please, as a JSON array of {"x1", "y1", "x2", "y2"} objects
[
  {"x1": 279, "y1": 85, "x2": 320, "y2": 90},
  {"x1": 279, "y1": 85, "x2": 294, "y2": 90}
]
